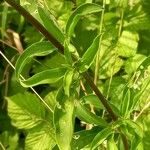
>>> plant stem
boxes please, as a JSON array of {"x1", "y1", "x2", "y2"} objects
[
  {"x1": 5, "y1": 0, "x2": 117, "y2": 121},
  {"x1": 94, "y1": 0, "x2": 105, "y2": 85}
]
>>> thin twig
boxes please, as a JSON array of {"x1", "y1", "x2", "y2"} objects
[{"x1": 0, "y1": 142, "x2": 6, "y2": 150}]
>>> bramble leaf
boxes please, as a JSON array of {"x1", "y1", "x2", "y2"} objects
[{"x1": 6, "y1": 92, "x2": 45, "y2": 129}]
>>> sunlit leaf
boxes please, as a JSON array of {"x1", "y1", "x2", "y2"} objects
[
  {"x1": 75, "y1": 100, "x2": 107, "y2": 126},
  {"x1": 81, "y1": 94, "x2": 104, "y2": 109},
  {"x1": 120, "y1": 89, "x2": 131, "y2": 117},
  {"x1": 54, "y1": 88, "x2": 74, "y2": 150},
  {"x1": 15, "y1": 41, "x2": 56, "y2": 80},
  {"x1": 6, "y1": 92, "x2": 45, "y2": 129},
  {"x1": 44, "y1": 91, "x2": 57, "y2": 111},
  {"x1": 20, "y1": 68, "x2": 66, "y2": 87},
  {"x1": 116, "y1": 31, "x2": 139, "y2": 57},
  {"x1": 63, "y1": 69, "x2": 74, "y2": 96},
  {"x1": 25, "y1": 124, "x2": 56, "y2": 150}
]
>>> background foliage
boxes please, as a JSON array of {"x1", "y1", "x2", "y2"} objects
[{"x1": 0, "y1": 0, "x2": 150, "y2": 149}]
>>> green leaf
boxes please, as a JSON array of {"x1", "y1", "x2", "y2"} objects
[
  {"x1": 107, "y1": 134, "x2": 118, "y2": 150},
  {"x1": 124, "y1": 120, "x2": 143, "y2": 150},
  {"x1": 99, "y1": 55, "x2": 124, "y2": 79},
  {"x1": 54, "y1": 88, "x2": 74, "y2": 150},
  {"x1": 38, "y1": 7, "x2": 65, "y2": 44},
  {"x1": 129, "y1": 56, "x2": 150, "y2": 109},
  {"x1": 63, "y1": 69, "x2": 74, "y2": 97},
  {"x1": 81, "y1": 94, "x2": 104, "y2": 109},
  {"x1": 6, "y1": 92, "x2": 45, "y2": 129},
  {"x1": 124, "y1": 54, "x2": 146, "y2": 74},
  {"x1": 116, "y1": 31, "x2": 139, "y2": 57},
  {"x1": 20, "y1": 0, "x2": 37, "y2": 14},
  {"x1": 120, "y1": 89, "x2": 131, "y2": 117},
  {"x1": 64, "y1": 42, "x2": 73, "y2": 65},
  {"x1": 125, "y1": 120, "x2": 143, "y2": 139},
  {"x1": 66, "y1": 3, "x2": 102, "y2": 37},
  {"x1": 15, "y1": 41, "x2": 56, "y2": 80},
  {"x1": 71, "y1": 127, "x2": 101, "y2": 150},
  {"x1": 90, "y1": 127, "x2": 113, "y2": 150},
  {"x1": 44, "y1": 91, "x2": 57, "y2": 111},
  {"x1": 76, "y1": 34, "x2": 100, "y2": 73},
  {"x1": 0, "y1": 131, "x2": 19, "y2": 150},
  {"x1": 136, "y1": 56, "x2": 150, "y2": 71},
  {"x1": 20, "y1": 68, "x2": 66, "y2": 87},
  {"x1": 75, "y1": 101, "x2": 107, "y2": 127},
  {"x1": 25, "y1": 124, "x2": 56, "y2": 150}
]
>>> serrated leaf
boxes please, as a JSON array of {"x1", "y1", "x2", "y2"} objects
[
  {"x1": 90, "y1": 127, "x2": 113, "y2": 150},
  {"x1": 15, "y1": 41, "x2": 56, "y2": 80},
  {"x1": 25, "y1": 124, "x2": 56, "y2": 150},
  {"x1": 38, "y1": 7, "x2": 65, "y2": 44},
  {"x1": 75, "y1": 101, "x2": 107, "y2": 127},
  {"x1": 116, "y1": 31, "x2": 139, "y2": 57},
  {"x1": 20, "y1": 68, "x2": 66, "y2": 87},
  {"x1": 54, "y1": 88, "x2": 74, "y2": 150},
  {"x1": 66, "y1": 3, "x2": 102, "y2": 37},
  {"x1": 63, "y1": 69, "x2": 74, "y2": 96},
  {"x1": 77, "y1": 34, "x2": 100, "y2": 73},
  {"x1": 6, "y1": 92, "x2": 45, "y2": 129}
]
